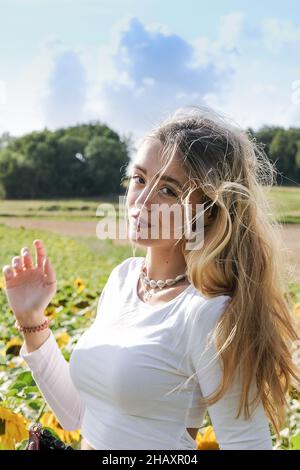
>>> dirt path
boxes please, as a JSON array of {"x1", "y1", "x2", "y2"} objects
[
  {"x1": 0, "y1": 217, "x2": 299, "y2": 282},
  {"x1": 0, "y1": 218, "x2": 102, "y2": 238}
]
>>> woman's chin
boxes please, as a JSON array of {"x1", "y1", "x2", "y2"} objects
[
  {"x1": 128, "y1": 231, "x2": 151, "y2": 244},
  {"x1": 128, "y1": 227, "x2": 159, "y2": 245}
]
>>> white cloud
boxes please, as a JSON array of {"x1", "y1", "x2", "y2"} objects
[
  {"x1": 262, "y1": 18, "x2": 300, "y2": 53},
  {"x1": 188, "y1": 13, "x2": 300, "y2": 131},
  {"x1": 85, "y1": 16, "x2": 230, "y2": 145},
  {"x1": 42, "y1": 49, "x2": 88, "y2": 128},
  {"x1": 2, "y1": 12, "x2": 300, "y2": 142},
  {"x1": 219, "y1": 11, "x2": 246, "y2": 50}
]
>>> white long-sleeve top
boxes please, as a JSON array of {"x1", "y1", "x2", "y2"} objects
[{"x1": 19, "y1": 256, "x2": 273, "y2": 450}]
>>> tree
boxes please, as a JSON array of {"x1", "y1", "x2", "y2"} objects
[
  {"x1": 84, "y1": 135, "x2": 130, "y2": 196},
  {"x1": 0, "y1": 123, "x2": 131, "y2": 198}
]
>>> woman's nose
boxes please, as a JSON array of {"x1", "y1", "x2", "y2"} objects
[{"x1": 134, "y1": 185, "x2": 155, "y2": 210}]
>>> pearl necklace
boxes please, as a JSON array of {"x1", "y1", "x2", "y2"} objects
[{"x1": 139, "y1": 259, "x2": 187, "y2": 301}]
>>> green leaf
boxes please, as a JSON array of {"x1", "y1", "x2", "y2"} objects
[
  {"x1": 23, "y1": 386, "x2": 39, "y2": 394},
  {"x1": 5, "y1": 389, "x2": 19, "y2": 397},
  {"x1": 16, "y1": 371, "x2": 35, "y2": 385},
  {"x1": 28, "y1": 400, "x2": 42, "y2": 410},
  {"x1": 8, "y1": 380, "x2": 27, "y2": 391},
  {"x1": 15, "y1": 439, "x2": 29, "y2": 450},
  {"x1": 291, "y1": 433, "x2": 300, "y2": 450}
]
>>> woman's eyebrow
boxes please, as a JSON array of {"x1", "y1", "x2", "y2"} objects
[{"x1": 132, "y1": 164, "x2": 182, "y2": 189}]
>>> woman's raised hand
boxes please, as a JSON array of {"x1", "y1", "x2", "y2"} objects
[{"x1": 2, "y1": 239, "x2": 57, "y2": 325}]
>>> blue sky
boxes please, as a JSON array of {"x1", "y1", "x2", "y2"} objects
[{"x1": 0, "y1": 0, "x2": 300, "y2": 145}]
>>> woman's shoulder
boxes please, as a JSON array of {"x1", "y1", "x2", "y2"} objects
[{"x1": 187, "y1": 290, "x2": 232, "y2": 332}]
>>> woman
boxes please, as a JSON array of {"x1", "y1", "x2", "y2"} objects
[{"x1": 2, "y1": 105, "x2": 299, "y2": 450}]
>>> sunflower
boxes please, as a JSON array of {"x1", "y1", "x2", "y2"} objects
[
  {"x1": 74, "y1": 278, "x2": 85, "y2": 293},
  {"x1": 6, "y1": 337, "x2": 23, "y2": 356},
  {"x1": 55, "y1": 332, "x2": 71, "y2": 349},
  {"x1": 40, "y1": 412, "x2": 80, "y2": 444},
  {"x1": 0, "y1": 407, "x2": 29, "y2": 450},
  {"x1": 196, "y1": 425, "x2": 219, "y2": 450},
  {"x1": 45, "y1": 305, "x2": 57, "y2": 321}
]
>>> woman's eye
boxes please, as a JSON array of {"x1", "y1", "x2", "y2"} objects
[
  {"x1": 131, "y1": 175, "x2": 144, "y2": 184},
  {"x1": 160, "y1": 187, "x2": 177, "y2": 197},
  {"x1": 131, "y1": 175, "x2": 177, "y2": 198}
]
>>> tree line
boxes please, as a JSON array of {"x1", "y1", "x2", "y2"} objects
[
  {"x1": 248, "y1": 126, "x2": 300, "y2": 186},
  {"x1": 0, "y1": 123, "x2": 299, "y2": 199},
  {"x1": 0, "y1": 123, "x2": 132, "y2": 199}
]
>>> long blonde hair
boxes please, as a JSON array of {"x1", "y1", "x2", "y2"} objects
[{"x1": 132, "y1": 105, "x2": 300, "y2": 438}]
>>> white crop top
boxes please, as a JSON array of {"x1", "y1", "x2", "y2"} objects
[{"x1": 19, "y1": 256, "x2": 273, "y2": 450}]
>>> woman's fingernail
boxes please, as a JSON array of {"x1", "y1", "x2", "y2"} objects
[{"x1": 4, "y1": 268, "x2": 13, "y2": 278}]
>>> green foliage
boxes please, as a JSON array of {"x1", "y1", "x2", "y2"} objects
[
  {"x1": 249, "y1": 126, "x2": 300, "y2": 186},
  {"x1": 0, "y1": 123, "x2": 131, "y2": 199}
]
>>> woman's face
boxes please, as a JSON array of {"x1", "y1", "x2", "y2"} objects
[{"x1": 126, "y1": 138, "x2": 202, "y2": 249}]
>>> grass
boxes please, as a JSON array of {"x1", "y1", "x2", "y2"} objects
[
  {"x1": 0, "y1": 226, "x2": 142, "y2": 294},
  {"x1": 265, "y1": 186, "x2": 300, "y2": 224},
  {"x1": 0, "y1": 197, "x2": 126, "y2": 220}
]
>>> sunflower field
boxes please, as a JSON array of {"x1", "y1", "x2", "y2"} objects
[{"x1": 0, "y1": 224, "x2": 299, "y2": 450}]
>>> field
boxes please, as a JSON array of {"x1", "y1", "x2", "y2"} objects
[{"x1": 0, "y1": 187, "x2": 299, "y2": 450}]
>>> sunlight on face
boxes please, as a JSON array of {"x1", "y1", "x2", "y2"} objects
[{"x1": 126, "y1": 139, "x2": 202, "y2": 249}]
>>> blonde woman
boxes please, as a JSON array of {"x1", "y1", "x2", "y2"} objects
[{"x1": 2, "y1": 106, "x2": 299, "y2": 450}]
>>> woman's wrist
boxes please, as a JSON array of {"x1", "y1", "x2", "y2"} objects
[
  {"x1": 15, "y1": 316, "x2": 50, "y2": 333},
  {"x1": 14, "y1": 310, "x2": 47, "y2": 328}
]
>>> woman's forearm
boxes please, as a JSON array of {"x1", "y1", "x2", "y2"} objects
[{"x1": 22, "y1": 327, "x2": 51, "y2": 353}]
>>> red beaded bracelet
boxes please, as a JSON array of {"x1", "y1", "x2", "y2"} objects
[{"x1": 14, "y1": 317, "x2": 50, "y2": 333}]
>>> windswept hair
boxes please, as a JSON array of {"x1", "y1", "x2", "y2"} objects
[{"x1": 126, "y1": 104, "x2": 300, "y2": 438}]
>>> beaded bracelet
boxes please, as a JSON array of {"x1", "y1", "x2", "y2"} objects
[{"x1": 15, "y1": 317, "x2": 50, "y2": 333}]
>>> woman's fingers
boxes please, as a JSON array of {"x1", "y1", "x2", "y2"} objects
[
  {"x1": 2, "y1": 265, "x2": 15, "y2": 284},
  {"x1": 33, "y1": 239, "x2": 56, "y2": 285},
  {"x1": 33, "y1": 239, "x2": 46, "y2": 269},
  {"x1": 43, "y1": 257, "x2": 56, "y2": 285},
  {"x1": 12, "y1": 256, "x2": 23, "y2": 274},
  {"x1": 21, "y1": 246, "x2": 33, "y2": 270}
]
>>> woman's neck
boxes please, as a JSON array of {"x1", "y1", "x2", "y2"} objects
[{"x1": 144, "y1": 248, "x2": 187, "y2": 280}]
